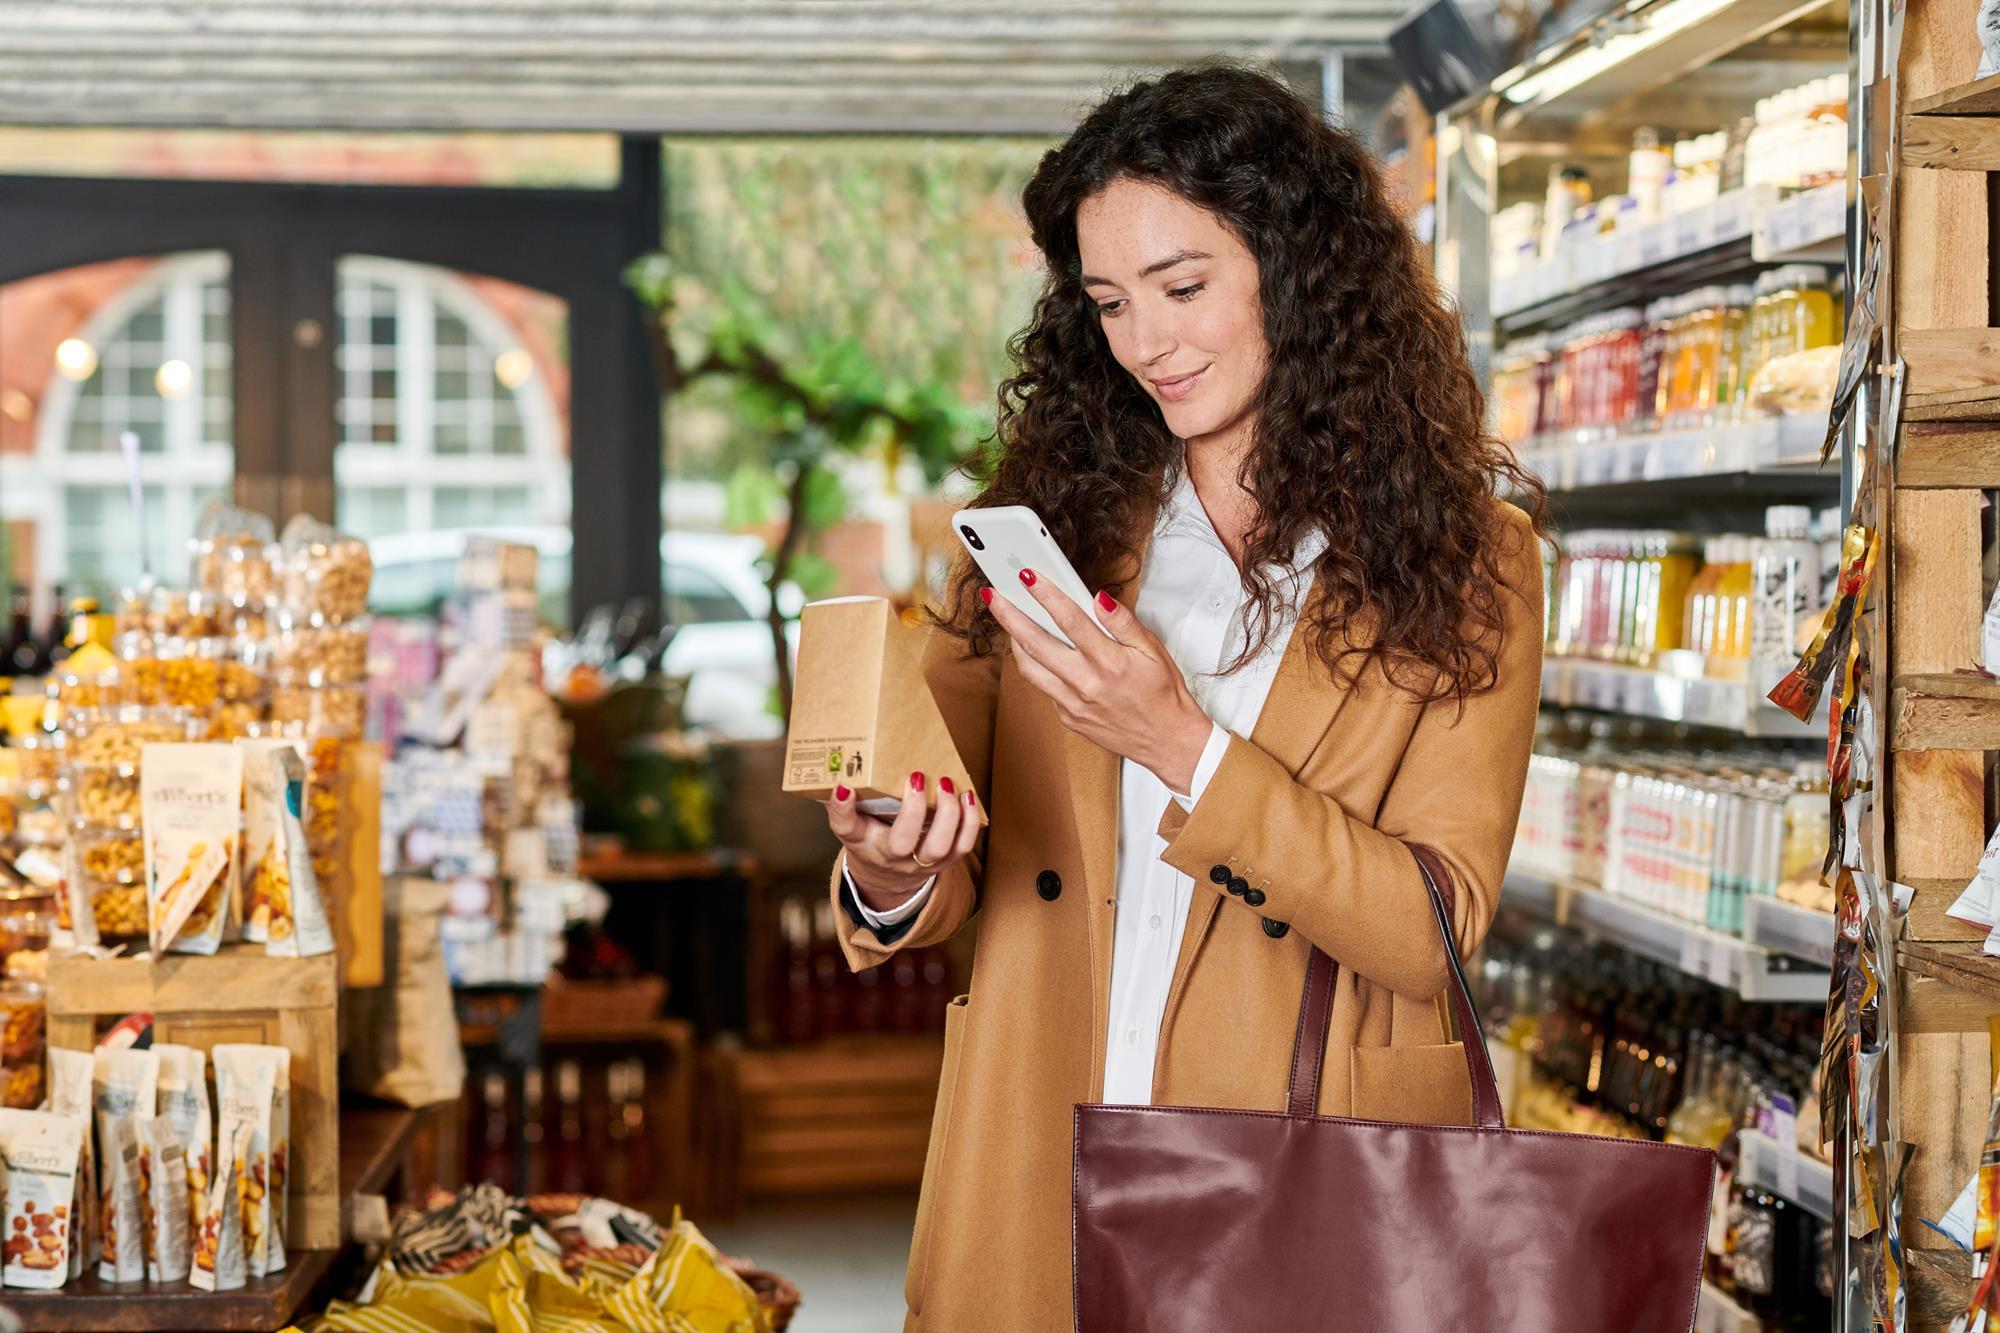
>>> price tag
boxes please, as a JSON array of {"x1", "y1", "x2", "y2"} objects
[
  {"x1": 1675, "y1": 212, "x2": 1706, "y2": 255},
  {"x1": 1678, "y1": 932, "x2": 1705, "y2": 978},
  {"x1": 1705, "y1": 936, "x2": 1736, "y2": 987},
  {"x1": 1712, "y1": 191, "x2": 1750, "y2": 240},
  {"x1": 1618, "y1": 231, "x2": 1647, "y2": 273},
  {"x1": 1638, "y1": 225, "x2": 1667, "y2": 267}
]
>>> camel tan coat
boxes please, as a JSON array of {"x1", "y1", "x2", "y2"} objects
[{"x1": 828, "y1": 501, "x2": 1545, "y2": 1333}]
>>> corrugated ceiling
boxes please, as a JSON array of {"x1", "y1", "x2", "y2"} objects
[{"x1": 0, "y1": 1, "x2": 1403, "y2": 134}]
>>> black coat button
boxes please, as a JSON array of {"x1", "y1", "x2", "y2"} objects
[
  {"x1": 1226, "y1": 876, "x2": 1248, "y2": 897},
  {"x1": 1036, "y1": 870, "x2": 1062, "y2": 901},
  {"x1": 1208, "y1": 865, "x2": 1231, "y2": 885},
  {"x1": 1243, "y1": 887, "x2": 1267, "y2": 907},
  {"x1": 1261, "y1": 918, "x2": 1289, "y2": 939}
]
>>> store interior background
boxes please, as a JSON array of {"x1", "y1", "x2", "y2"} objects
[{"x1": 0, "y1": 0, "x2": 1894, "y2": 1328}]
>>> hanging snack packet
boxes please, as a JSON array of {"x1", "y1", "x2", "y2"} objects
[
  {"x1": 237, "y1": 738, "x2": 297, "y2": 944},
  {"x1": 46, "y1": 1049, "x2": 94, "y2": 1281},
  {"x1": 94, "y1": 1112, "x2": 143, "y2": 1283},
  {"x1": 0, "y1": 1110, "x2": 83, "y2": 1289},
  {"x1": 136, "y1": 1118, "x2": 190, "y2": 1282},
  {"x1": 155, "y1": 1044, "x2": 212, "y2": 1244},
  {"x1": 140, "y1": 742, "x2": 243, "y2": 956},
  {"x1": 213, "y1": 1045, "x2": 287, "y2": 1276},
  {"x1": 267, "y1": 748, "x2": 335, "y2": 958}
]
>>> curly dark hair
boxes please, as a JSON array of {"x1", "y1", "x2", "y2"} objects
[{"x1": 934, "y1": 64, "x2": 1549, "y2": 704}]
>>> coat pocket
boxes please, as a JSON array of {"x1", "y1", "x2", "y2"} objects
[
  {"x1": 905, "y1": 992, "x2": 970, "y2": 1316},
  {"x1": 1348, "y1": 1042, "x2": 1476, "y2": 1126}
]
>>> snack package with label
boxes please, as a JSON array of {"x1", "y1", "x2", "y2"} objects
[
  {"x1": 0, "y1": 1109, "x2": 84, "y2": 1289},
  {"x1": 46, "y1": 1049, "x2": 95, "y2": 1280},
  {"x1": 213, "y1": 1044, "x2": 287, "y2": 1275},
  {"x1": 155, "y1": 1044, "x2": 212, "y2": 1244},
  {"x1": 94, "y1": 1112, "x2": 144, "y2": 1283},
  {"x1": 266, "y1": 749, "x2": 335, "y2": 958},
  {"x1": 237, "y1": 738, "x2": 298, "y2": 944},
  {"x1": 782, "y1": 596, "x2": 983, "y2": 821},
  {"x1": 136, "y1": 1118, "x2": 190, "y2": 1281},
  {"x1": 191, "y1": 1117, "x2": 257, "y2": 1293},
  {"x1": 140, "y1": 742, "x2": 243, "y2": 955}
]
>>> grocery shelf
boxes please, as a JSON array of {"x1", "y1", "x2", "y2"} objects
[
  {"x1": 1736, "y1": 1128, "x2": 1837, "y2": 1221},
  {"x1": 1517, "y1": 412, "x2": 1837, "y2": 495},
  {"x1": 1493, "y1": 184, "x2": 1845, "y2": 330},
  {"x1": 1502, "y1": 871, "x2": 1831, "y2": 1002},
  {"x1": 1541, "y1": 658, "x2": 1820, "y2": 738},
  {"x1": 1741, "y1": 895, "x2": 1835, "y2": 965},
  {"x1": 1910, "y1": 70, "x2": 2000, "y2": 117}
]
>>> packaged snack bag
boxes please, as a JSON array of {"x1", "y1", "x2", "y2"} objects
[
  {"x1": 91, "y1": 1047, "x2": 157, "y2": 1282},
  {"x1": 0, "y1": 1109, "x2": 84, "y2": 1289},
  {"x1": 267, "y1": 749, "x2": 335, "y2": 958},
  {"x1": 140, "y1": 742, "x2": 243, "y2": 955},
  {"x1": 155, "y1": 1044, "x2": 212, "y2": 1244},
  {"x1": 136, "y1": 1118, "x2": 189, "y2": 1282},
  {"x1": 192, "y1": 1077, "x2": 266, "y2": 1293},
  {"x1": 94, "y1": 1112, "x2": 143, "y2": 1283},
  {"x1": 212, "y1": 1045, "x2": 286, "y2": 1276},
  {"x1": 237, "y1": 738, "x2": 297, "y2": 944},
  {"x1": 45, "y1": 1049, "x2": 94, "y2": 1280}
]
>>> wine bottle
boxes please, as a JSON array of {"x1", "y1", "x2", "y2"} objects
[{"x1": 39, "y1": 584, "x2": 67, "y2": 667}]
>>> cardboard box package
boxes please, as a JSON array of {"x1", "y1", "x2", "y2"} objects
[{"x1": 783, "y1": 597, "x2": 986, "y2": 823}]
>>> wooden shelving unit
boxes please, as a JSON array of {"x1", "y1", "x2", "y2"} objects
[{"x1": 1876, "y1": 6, "x2": 1999, "y2": 1325}]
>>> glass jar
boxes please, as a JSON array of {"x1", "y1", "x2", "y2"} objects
[
  {"x1": 270, "y1": 683, "x2": 366, "y2": 739},
  {"x1": 269, "y1": 615, "x2": 371, "y2": 688}
]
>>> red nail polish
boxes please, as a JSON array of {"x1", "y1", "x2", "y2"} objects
[
  {"x1": 833, "y1": 784, "x2": 851, "y2": 801},
  {"x1": 1096, "y1": 590, "x2": 1117, "y2": 614},
  {"x1": 910, "y1": 772, "x2": 925, "y2": 792},
  {"x1": 939, "y1": 776, "x2": 955, "y2": 795},
  {"x1": 1019, "y1": 568, "x2": 1036, "y2": 587},
  {"x1": 964, "y1": 789, "x2": 976, "y2": 807},
  {"x1": 980, "y1": 587, "x2": 994, "y2": 607}
]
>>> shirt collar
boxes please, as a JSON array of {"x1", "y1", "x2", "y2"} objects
[{"x1": 1155, "y1": 463, "x2": 1330, "y2": 577}]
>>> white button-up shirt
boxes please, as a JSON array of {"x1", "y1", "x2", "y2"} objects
[{"x1": 854, "y1": 466, "x2": 1325, "y2": 1105}]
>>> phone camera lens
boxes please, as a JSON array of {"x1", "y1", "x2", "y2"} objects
[{"x1": 960, "y1": 525, "x2": 985, "y2": 551}]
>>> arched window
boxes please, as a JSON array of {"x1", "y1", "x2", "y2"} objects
[{"x1": 31, "y1": 252, "x2": 567, "y2": 595}]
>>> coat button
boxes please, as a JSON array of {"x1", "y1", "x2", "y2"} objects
[
  {"x1": 1243, "y1": 887, "x2": 1267, "y2": 907},
  {"x1": 1261, "y1": 918, "x2": 1289, "y2": 939},
  {"x1": 1208, "y1": 865, "x2": 1231, "y2": 885},
  {"x1": 1226, "y1": 876, "x2": 1248, "y2": 897},
  {"x1": 1036, "y1": 870, "x2": 1062, "y2": 901}
]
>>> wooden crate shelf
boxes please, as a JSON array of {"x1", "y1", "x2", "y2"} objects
[
  {"x1": 1903, "y1": 114, "x2": 2000, "y2": 170},
  {"x1": 1898, "y1": 419, "x2": 2000, "y2": 486},
  {"x1": 1889, "y1": 673, "x2": 2000, "y2": 750},
  {"x1": 733, "y1": 1034, "x2": 944, "y2": 1200},
  {"x1": 1911, "y1": 70, "x2": 2000, "y2": 117}
]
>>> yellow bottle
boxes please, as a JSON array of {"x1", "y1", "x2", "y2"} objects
[
  {"x1": 1684, "y1": 538, "x2": 1723, "y2": 657},
  {"x1": 1717, "y1": 536, "x2": 1756, "y2": 662}
]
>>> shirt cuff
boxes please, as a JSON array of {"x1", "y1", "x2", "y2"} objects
[
  {"x1": 1170, "y1": 722, "x2": 1233, "y2": 812},
  {"x1": 845, "y1": 856, "x2": 936, "y2": 929}
]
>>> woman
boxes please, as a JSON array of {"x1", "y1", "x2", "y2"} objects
[{"x1": 823, "y1": 64, "x2": 1548, "y2": 1331}]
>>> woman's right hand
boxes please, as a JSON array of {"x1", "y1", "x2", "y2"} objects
[{"x1": 825, "y1": 772, "x2": 982, "y2": 911}]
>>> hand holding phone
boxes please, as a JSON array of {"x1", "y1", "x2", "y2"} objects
[{"x1": 952, "y1": 506, "x2": 1110, "y2": 648}]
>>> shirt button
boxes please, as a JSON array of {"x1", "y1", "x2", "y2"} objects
[
  {"x1": 1127, "y1": 1029, "x2": 1140, "y2": 1046},
  {"x1": 1149, "y1": 914, "x2": 1162, "y2": 930}
]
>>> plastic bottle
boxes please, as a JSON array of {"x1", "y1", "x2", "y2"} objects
[
  {"x1": 1720, "y1": 536, "x2": 1757, "y2": 661},
  {"x1": 1714, "y1": 284, "x2": 1755, "y2": 418},
  {"x1": 1542, "y1": 164, "x2": 1593, "y2": 259},
  {"x1": 1685, "y1": 538, "x2": 1723, "y2": 657},
  {"x1": 1629, "y1": 127, "x2": 1671, "y2": 224},
  {"x1": 1751, "y1": 505, "x2": 1820, "y2": 668}
]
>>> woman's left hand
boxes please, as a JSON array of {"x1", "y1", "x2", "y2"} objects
[{"x1": 982, "y1": 570, "x2": 1215, "y2": 794}]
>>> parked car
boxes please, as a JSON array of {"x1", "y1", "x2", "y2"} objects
[{"x1": 367, "y1": 526, "x2": 801, "y2": 738}]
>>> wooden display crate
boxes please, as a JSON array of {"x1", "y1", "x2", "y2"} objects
[
  {"x1": 47, "y1": 946, "x2": 341, "y2": 1250},
  {"x1": 733, "y1": 1033, "x2": 943, "y2": 1199}
]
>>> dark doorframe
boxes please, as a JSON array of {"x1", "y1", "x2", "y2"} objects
[{"x1": 0, "y1": 138, "x2": 663, "y2": 620}]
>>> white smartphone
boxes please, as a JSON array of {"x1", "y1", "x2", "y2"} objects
[{"x1": 951, "y1": 506, "x2": 1111, "y2": 648}]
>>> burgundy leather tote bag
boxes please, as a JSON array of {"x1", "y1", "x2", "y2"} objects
[{"x1": 1073, "y1": 845, "x2": 1715, "y2": 1333}]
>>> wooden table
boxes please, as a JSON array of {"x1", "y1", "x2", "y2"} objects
[{"x1": 0, "y1": 1104, "x2": 430, "y2": 1332}]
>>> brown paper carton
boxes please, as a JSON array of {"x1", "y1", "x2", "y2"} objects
[{"x1": 783, "y1": 597, "x2": 986, "y2": 824}]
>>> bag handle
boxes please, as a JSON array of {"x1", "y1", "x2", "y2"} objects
[{"x1": 1284, "y1": 843, "x2": 1505, "y2": 1130}]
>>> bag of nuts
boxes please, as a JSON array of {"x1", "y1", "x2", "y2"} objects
[
  {"x1": 154, "y1": 1045, "x2": 211, "y2": 1251},
  {"x1": 237, "y1": 738, "x2": 297, "y2": 945},
  {"x1": 46, "y1": 1049, "x2": 94, "y2": 1281},
  {"x1": 0, "y1": 1109, "x2": 84, "y2": 1289},
  {"x1": 140, "y1": 742, "x2": 243, "y2": 956},
  {"x1": 91, "y1": 1048, "x2": 156, "y2": 1285},
  {"x1": 212, "y1": 1045, "x2": 286, "y2": 1276},
  {"x1": 267, "y1": 749, "x2": 335, "y2": 959},
  {"x1": 136, "y1": 1117, "x2": 189, "y2": 1281},
  {"x1": 193, "y1": 1061, "x2": 272, "y2": 1293}
]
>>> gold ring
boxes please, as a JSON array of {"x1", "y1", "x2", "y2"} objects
[{"x1": 911, "y1": 851, "x2": 937, "y2": 869}]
